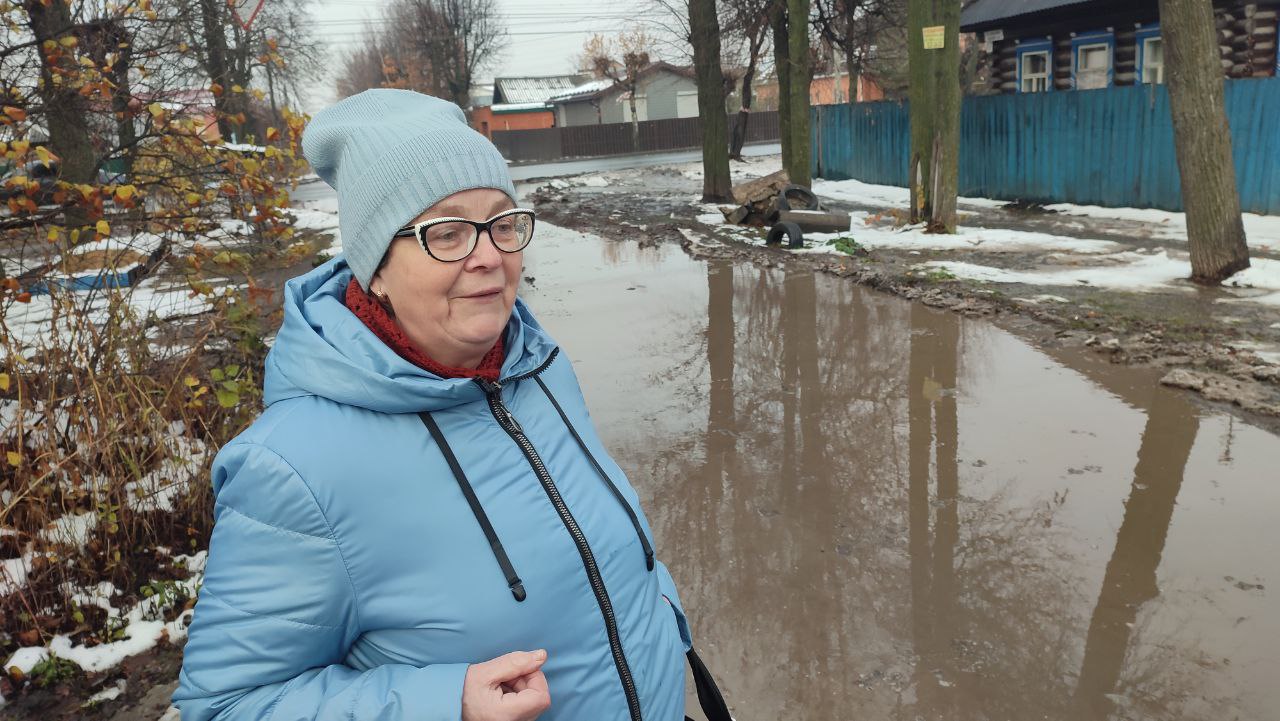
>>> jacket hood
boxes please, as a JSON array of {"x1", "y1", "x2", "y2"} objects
[{"x1": 262, "y1": 256, "x2": 558, "y2": 413}]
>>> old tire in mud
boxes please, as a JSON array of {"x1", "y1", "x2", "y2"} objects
[
  {"x1": 767, "y1": 221, "x2": 805, "y2": 249},
  {"x1": 776, "y1": 184, "x2": 820, "y2": 212}
]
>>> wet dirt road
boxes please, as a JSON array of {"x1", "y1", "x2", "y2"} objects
[{"x1": 522, "y1": 223, "x2": 1280, "y2": 721}]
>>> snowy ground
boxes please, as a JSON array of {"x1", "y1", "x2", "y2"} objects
[{"x1": 668, "y1": 164, "x2": 1280, "y2": 308}]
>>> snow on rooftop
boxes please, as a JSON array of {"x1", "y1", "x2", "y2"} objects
[
  {"x1": 491, "y1": 102, "x2": 552, "y2": 113},
  {"x1": 548, "y1": 78, "x2": 616, "y2": 103}
]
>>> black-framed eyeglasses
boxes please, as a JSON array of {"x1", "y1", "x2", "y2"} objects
[{"x1": 393, "y1": 208, "x2": 536, "y2": 262}]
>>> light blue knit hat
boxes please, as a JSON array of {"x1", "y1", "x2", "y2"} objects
[{"x1": 301, "y1": 89, "x2": 516, "y2": 289}]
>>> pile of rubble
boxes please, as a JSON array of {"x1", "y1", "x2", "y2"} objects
[{"x1": 718, "y1": 170, "x2": 852, "y2": 246}]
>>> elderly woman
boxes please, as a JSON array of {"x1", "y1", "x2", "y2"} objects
[{"x1": 172, "y1": 89, "x2": 694, "y2": 721}]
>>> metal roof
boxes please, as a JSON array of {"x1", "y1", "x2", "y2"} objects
[
  {"x1": 493, "y1": 76, "x2": 583, "y2": 105},
  {"x1": 960, "y1": 0, "x2": 1097, "y2": 30},
  {"x1": 547, "y1": 78, "x2": 616, "y2": 104},
  {"x1": 546, "y1": 63, "x2": 698, "y2": 104}
]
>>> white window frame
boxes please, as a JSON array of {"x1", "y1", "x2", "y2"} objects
[
  {"x1": 1020, "y1": 50, "x2": 1051, "y2": 93},
  {"x1": 621, "y1": 94, "x2": 648, "y2": 122},
  {"x1": 1075, "y1": 42, "x2": 1111, "y2": 90},
  {"x1": 676, "y1": 90, "x2": 699, "y2": 118},
  {"x1": 1142, "y1": 36, "x2": 1164, "y2": 84}
]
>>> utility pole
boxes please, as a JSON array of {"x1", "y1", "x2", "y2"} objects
[
  {"x1": 906, "y1": 0, "x2": 960, "y2": 232},
  {"x1": 786, "y1": 0, "x2": 812, "y2": 186},
  {"x1": 1159, "y1": 0, "x2": 1250, "y2": 283}
]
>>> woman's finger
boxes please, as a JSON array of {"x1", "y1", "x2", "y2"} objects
[
  {"x1": 499, "y1": 685, "x2": 552, "y2": 720},
  {"x1": 478, "y1": 649, "x2": 548, "y2": 685}
]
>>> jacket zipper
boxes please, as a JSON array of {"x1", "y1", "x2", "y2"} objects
[{"x1": 476, "y1": 369, "x2": 644, "y2": 721}]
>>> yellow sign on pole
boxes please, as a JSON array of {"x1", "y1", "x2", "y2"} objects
[{"x1": 923, "y1": 26, "x2": 945, "y2": 50}]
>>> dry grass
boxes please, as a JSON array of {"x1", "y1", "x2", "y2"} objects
[{"x1": 0, "y1": 237, "x2": 279, "y2": 666}]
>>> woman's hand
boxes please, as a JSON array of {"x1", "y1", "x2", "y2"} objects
[{"x1": 461, "y1": 650, "x2": 552, "y2": 721}]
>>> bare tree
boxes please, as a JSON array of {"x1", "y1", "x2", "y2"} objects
[
  {"x1": 387, "y1": 0, "x2": 508, "y2": 110},
  {"x1": 336, "y1": 29, "x2": 394, "y2": 99},
  {"x1": 812, "y1": 0, "x2": 907, "y2": 101},
  {"x1": 582, "y1": 28, "x2": 654, "y2": 147},
  {"x1": 182, "y1": 0, "x2": 323, "y2": 141},
  {"x1": 336, "y1": 0, "x2": 506, "y2": 110},
  {"x1": 1159, "y1": 0, "x2": 1250, "y2": 283},
  {"x1": 721, "y1": 0, "x2": 773, "y2": 159}
]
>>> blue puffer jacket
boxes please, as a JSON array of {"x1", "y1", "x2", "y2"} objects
[{"x1": 173, "y1": 257, "x2": 690, "y2": 721}]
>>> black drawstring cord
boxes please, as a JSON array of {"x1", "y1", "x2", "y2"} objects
[
  {"x1": 418, "y1": 411, "x2": 527, "y2": 602},
  {"x1": 533, "y1": 376, "x2": 656, "y2": 572}
]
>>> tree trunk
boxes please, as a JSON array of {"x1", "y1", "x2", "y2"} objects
[
  {"x1": 786, "y1": 0, "x2": 812, "y2": 186},
  {"x1": 844, "y1": 44, "x2": 859, "y2": 102},
  {"x1": 24, "y1": 0, "x2": 96, "y2": 232},
  {"x1": 730, "y1": 56, "x2": 758, "y2": 160},
  {"x1": 199, "y1": 0, "x2": 236, "y2": 142},
  {"x1": 1159, "y1": 0, "x2": 1250, "y2": 283},
  {"x1": 907, "y1": 0, "x2": 960, "y2": 232},
  {"x1": 627, "y1": 87, "x2": 640, "y2": 152},
  {"x1": 771, "y1": 0, "x2": 793, "y2": 171},
  {"x1": 689, "y1": 0, "x2": 732, "y2": 201}
]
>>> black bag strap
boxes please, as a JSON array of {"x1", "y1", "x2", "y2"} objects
[{"x1": 686, "y1": 648, "x2": 732, "y2": 721}]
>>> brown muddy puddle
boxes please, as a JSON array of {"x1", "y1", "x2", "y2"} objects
[{"x1": 521, "y1": 223, "x2": 1279, "y2": 721}]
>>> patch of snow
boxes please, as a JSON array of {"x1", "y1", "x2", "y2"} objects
[
  {"x1": 124, "y1": 434, "x2": 210, "y2": 513},
  {"x1": 920, "y1": 251, "x2": 1195, "y2": 291},
  {"x1": 813, "y1": 178, "x2": 1007, "y2": 210},
  {"x1": 0, "y1": 554, "x2": 32, "y2": 596},
  {"x1": 286, "y1": 207, "x2": 339, "y2": 232},
  {"x1": 84, "y1": 679, "x2": 127, "y2": 706},
  {"x1": 38, "y1": 511, "x2": 98, "y2": 550},
  {"x1": 1043, "y1": 203, "x2": 1280, "y2": 251},
  {"x1": 695, "y1": 213, "x2": 725, "y2": 226},
  {"x1": 577, "y1": 175, "x2": 610, "y2": 188},
  {"x1": 1027, "y1": 294, "x2": 1071, "y2": 304},
  {"x1": 804, "y1": 212, "x2": 1125, "y2": 254},
  {"x1": 3, "y1": 550, "x2": 208, "y2": 677},
  {"x1": 4, "y1": 646, "x2": 50, "y2": 675},
  {"x1": 219, "y1": 142, "x2": 266, "y2": 154},
  {"x1": 547, "y1": 78, "x2": 613, "y2": 102},
  {"x1": 68, "y1": 233, "x2": 165, "y2": 258}
]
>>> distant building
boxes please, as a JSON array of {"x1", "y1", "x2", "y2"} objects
[
  {"x1": 753, "y1": 73, "x2": 885, "y2": 109},
  {"x1": 547, "y1": 63, "x2": 708, "y2": 127},
  {"x1": 962, "y1": 0, "x2": 1280, "y2": 94},
  {"x1": 470, "y1": 75, "x2": 585, "y2": 138}
]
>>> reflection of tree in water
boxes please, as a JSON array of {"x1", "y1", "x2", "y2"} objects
[
  {"x1": 1070, "y1": 388, "x2": 1245, "y2": 721},
  {"x1": 627, "y1": 259, "x2": 1218, "y2": 721},
  {"x1": 900, "y1": 304, "x2": 1085, "y2": 721}
]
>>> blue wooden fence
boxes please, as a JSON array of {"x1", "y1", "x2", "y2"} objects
[{"x1": 811, "y1": 77, "x2": 1280, "y2": 215}]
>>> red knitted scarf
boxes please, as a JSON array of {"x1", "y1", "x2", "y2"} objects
[{"x1": 344, "y1": 279, "x2": 505, "y2": 382}]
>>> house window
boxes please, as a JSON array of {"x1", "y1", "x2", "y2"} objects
[
  {"x1": 676, "y1": 91, "x2": 699, "y2": 118},
  {"x1": 621, "y1": 94, "x2": 648, "y2": 122},
  {"x1": 1021, "y1": 51, "x2": 1051, "y2": 92},
  {"x1": 1142, "y1": 37, "x2": 1164, "y2": 84},
  {"x1": 1076, "y1": 43, "x2": 1111, "y2": 89}
]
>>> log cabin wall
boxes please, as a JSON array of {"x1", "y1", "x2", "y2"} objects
[
  {"x1": 1114, "y1": 27, "x2": 1139, "y2": 86},
  {"x1": 972, "y1": 1, "x2": 1280, "y2": 95}
]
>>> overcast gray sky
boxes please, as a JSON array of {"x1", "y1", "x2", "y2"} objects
[{"x1": 304, "y1": 0, "x2": 675, "y2": 111}]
